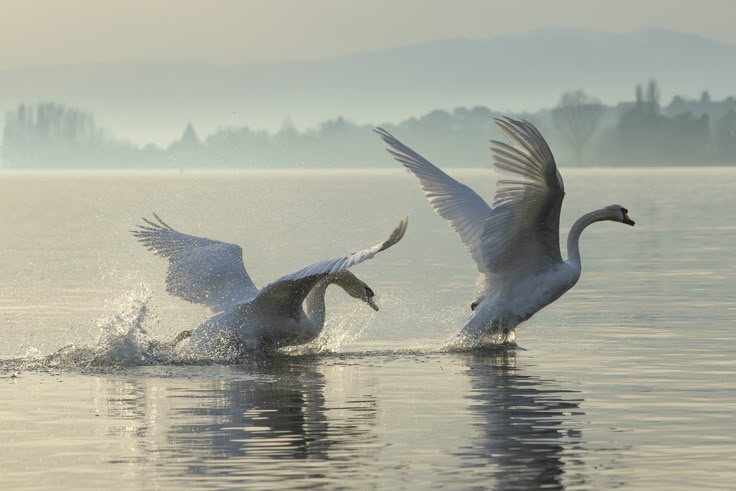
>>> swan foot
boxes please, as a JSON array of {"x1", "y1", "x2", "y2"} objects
[
  {"x1": 147, "y1": 330, "x2": 192, "y2": 351},
  {"x1": 479, "y1": 328, "x2": 517, "y2": 346},
  {"x1": 445, "y1": 324, "x2": 518, "y2": 352}
]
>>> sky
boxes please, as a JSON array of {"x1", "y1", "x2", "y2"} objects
[{"x1": 1, "y1": 0, "x2": 736, "y2": 70}]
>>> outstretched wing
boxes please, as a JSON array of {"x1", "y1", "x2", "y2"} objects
[
  {"x1": 132, "y1": 214, "x2": 258, "y2": 312},
  {"x1": 375, "y1": 127, "x2": 492, "y2": 272},
  {"x1": 481, "y1": 117, "x2": 565, "y2": 275},
  {"x1": 250, "y1": 216, "x2": 408, "y2": 318}
]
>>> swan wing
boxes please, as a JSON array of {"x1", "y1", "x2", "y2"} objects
[
  {"x1": 375, "y1": 127, "x2": 491, "y2": 271},
  {"x1": 481, "y1": 117, "x2": 565, "y2": 275},
  {"x1": 250, "y1": 216, "x2": 408, "y2": 317},
  {"x1": 132, "y1": 214, "x2": 258, "y2": 311}
]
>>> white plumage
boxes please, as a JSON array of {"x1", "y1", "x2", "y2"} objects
[
  {"x1": 134, "y1": 214, "x2": 408, "y2": 353},
  {"x1": 377, "y1": 117, "x2": 634, "y2": 345}
]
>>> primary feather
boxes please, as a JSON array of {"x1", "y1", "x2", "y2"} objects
[
  {"x1": 374, "y1": 128, "x2": 491, "y2": 272},
  {"x1": 483, "y1": 117, "x2": 565, "y2": 276},
  {"x1": 132, "y1": 213, "x2": 258, "y2": 312}
]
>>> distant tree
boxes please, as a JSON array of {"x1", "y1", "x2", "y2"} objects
[
  {"x1": 715, "y1": 109, "x2": 736, "y2": 161},
  {"x1": 552, "y1": 90, "x2": 604, "y2": 164},
  {"x1": 645, "y1": 79, "x2": 661, "y2": 114},
  {"x1": 180, "y1": 122, "x2": 200, "y2": 146},
  {"x1": 2, "y1": 102, "x2": 103, "y2": 167},
  {"x1": 617, "y1": 80, "x2": 711, "y2": 165},
  {"x1": 278, "y1": 117, "x2": 298, "y2": 139},
  {"x1": 167, "y1": 122, "x2": 202, "y2": 167},
  {"x1": 666, "y1": 112, "x2": 710, "y2": 163},
  {"x1": 8, "y1": 95, "x2": 736, "y2": 169}
]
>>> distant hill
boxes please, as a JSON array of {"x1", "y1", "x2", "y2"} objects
[{"x1": 1, "y1": 28, "x2": 734, "y2": 144}]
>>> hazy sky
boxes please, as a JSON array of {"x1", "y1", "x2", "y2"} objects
[{"x1": 2, "y1": 0, "x2": 735, "y2": 70}]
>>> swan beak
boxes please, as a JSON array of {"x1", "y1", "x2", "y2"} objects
[
  {"x1": 365, "y1": 297, "x2": 379, "y2": 311},
  {"x1": 623, "y1": 214, "x2": 635, "y2": 226}
]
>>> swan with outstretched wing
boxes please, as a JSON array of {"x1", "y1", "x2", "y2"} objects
[
  {"x1": 133, "y1": 214, "x2": 408, "y2": 353},
  {"x1": 376, "y1": 117, "x2": 634, "y2": 345}
]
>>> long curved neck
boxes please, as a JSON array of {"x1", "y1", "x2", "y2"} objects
[
  {"x1": 302, "y1": 271, "x2": 358, "y2": 333},
  {"x1": 303, "y1": 279, "x2": 331, "y2": 330},
  {"x1": 566, "y1": 209, "x2": 611, "y2": 264}
]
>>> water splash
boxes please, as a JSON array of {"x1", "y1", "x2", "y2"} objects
[
  {"x1": 284, "y1": 305, "x2": 373, "y2": 355},
  {"x1": 0, "y1": 286, "x2": 506, "y2": 372},
  {"x1": 89, "y1": 285, "x2": 176, "y2": 365},
  {"x1": 439, "y1": 328, "x2": 519, "y2": 353},
  {"x1": 1, "y1": 285, "x2": 185, "y2": 371}
]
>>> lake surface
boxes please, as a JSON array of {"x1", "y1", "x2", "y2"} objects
[{"x1": 1, "y1": 168, "x2": 735, "y2": 490}]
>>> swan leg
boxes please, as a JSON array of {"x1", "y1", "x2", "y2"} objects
[
  {"x1": 171, "y1": 330, "x2": 192, "y2": 346},
  {"x1": 458, "y1": 319, "x2": 500, "y2": 346},
  {"x1": 147, "y1": 330, "x2": 192, "y2": 351}
]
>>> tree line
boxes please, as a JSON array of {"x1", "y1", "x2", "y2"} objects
[{"x1": 2, "y1": 81, "x2": 736, "y2": 168}]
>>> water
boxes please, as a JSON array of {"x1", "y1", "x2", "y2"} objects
[{"x1": 1, "y1": 168, "x2": 735, "y2": 490}]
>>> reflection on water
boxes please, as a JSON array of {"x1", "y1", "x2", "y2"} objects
[
  {"x1": 94, "y1": 352, "x2": 591, "y2": 490},
  {"x1": 457, "y1": 350, "x2": 586, "y2": 490},
  {"x1": 97, "y1": 358, "x2": 378, "y2": 489},
  {"x1": 167, "y1": 362, "x2": 329, "y2": 464}
]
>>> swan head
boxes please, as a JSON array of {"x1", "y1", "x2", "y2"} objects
[
  {"x1": 332, "y1": 271, "x2": 379, "y2": 311},
  {"x1": 605, "y1": 204, "x2": 635, "y2": 226}
]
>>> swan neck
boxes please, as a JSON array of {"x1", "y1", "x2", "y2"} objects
[
  {"x1": 303, "y1": 272, "x2": 360, "y2": 330},
  {"x1": 566, "y1": 209, "x2": 609, "y2": 264},
  {"x1": 303, "y1": 279, "x2": 331, "y2": 329}
]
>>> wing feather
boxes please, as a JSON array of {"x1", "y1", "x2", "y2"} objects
[
  {"x1": 375, "y1": 127, "x2": 491, "y2": 271},
  {"x1": 251, "y1": 216, "x2": 408, "y2": 317},
  {"x1": 132, "y1": 214, "x2": 258, "y2": 312},
  {"x1": 481, "y1": 117, "x2": 565, "y2": 276}
]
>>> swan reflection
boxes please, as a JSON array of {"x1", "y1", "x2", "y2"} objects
[
  {"x1": 458, "y1": 351, "x2": 585, "y2": 490},
  {"x1": 100, "y1": 357, "x2": 377, "y2": 483}
]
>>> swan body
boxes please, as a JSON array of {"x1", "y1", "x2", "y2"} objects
[
  {"x1": 376, "y1": 117, "x2": 634, "y2": 344},
  {"x1": 464, "y1": 261, "x2": 579, "y2": 343},
  {"x1": 133, "y1": 215, "x2": 408, "y2": 354}
]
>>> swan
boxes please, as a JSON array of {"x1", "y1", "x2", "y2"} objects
[
  {"x1": 376, "y1": 117, "x2": 634, "y2": 345},
  {"x1": 133, "y1": 214, "x2": 408, "y2": 354}
]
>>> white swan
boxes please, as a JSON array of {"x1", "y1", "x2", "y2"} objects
[
  {"x1": 376, "y1": 117, "x2": 634, "y2": 345},
  {"x1": 133, "y1": 214, "x2": 408, "y2": 354}
]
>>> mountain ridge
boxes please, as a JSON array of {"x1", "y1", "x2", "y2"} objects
[{"x1": 1, "y1": 28, "x2": 733, "y2": 144}]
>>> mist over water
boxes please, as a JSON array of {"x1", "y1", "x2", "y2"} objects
[{"x1": 1, "y1": 169, "x2": 735, "y2": 490}]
